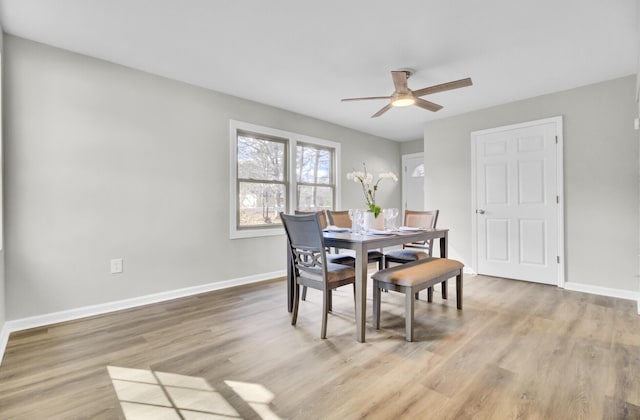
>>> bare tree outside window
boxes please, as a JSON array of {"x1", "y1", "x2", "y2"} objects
[
  {"x1": 237, "y1": 132, "x2": 287, "y2": 227},
  {"x1": 296, "y1": 143, "x2": 334, "y2": 211}
]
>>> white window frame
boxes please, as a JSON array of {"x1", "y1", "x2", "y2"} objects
[{"x1": 229, "y1": 120, "x2": 341, "y2": 239}]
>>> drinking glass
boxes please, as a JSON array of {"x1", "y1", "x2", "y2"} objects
[
  {"x1": 384, "y1": 208, "x2": 399, "y2": 230},
  {"x1": 350, "y1": 209, "x2": 363, "y2": 234},
  {"x1": 383, "y1": 208, "x2": 392, "y2": 230}
]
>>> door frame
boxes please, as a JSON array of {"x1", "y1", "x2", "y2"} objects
[
  {"x1": 401, "y1": 152, "x2": 424, "y2": 216},
  {"x1": 470, "y1": 116, "x2": 565, "y2": 287}
]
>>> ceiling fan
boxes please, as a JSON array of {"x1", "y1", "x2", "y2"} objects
[{"x1": 341, "y1": 70, "x2": 473, "y2": 118}]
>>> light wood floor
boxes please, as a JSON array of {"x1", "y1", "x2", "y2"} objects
[{"x1": 0, "y1": 274, "x2": 639, "y2": 419}]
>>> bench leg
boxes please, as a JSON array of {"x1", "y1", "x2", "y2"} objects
[
  {"x1": 405, "y1": 288, "x2": 415, "y2": 342},
  {"x1": 373, "y1": 282, "x2": 382, "y2": 329},
  {"x1": 456, "y1": 272, "x2": 463, "y2": 309}
]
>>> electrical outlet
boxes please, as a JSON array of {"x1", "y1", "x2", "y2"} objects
[{"x1": 110, "y1": 258, "x2": 123, "y2": 274}]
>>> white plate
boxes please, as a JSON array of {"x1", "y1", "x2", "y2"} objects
[
  {"x1": 367, "y1": 230, "x2": 395, "y2": 236},
  {"x1": 323, "y1": 225, "x2": 351, "y2": 233},
  {"x1": 398, "y1": 226, "x2": 425, "y2": 232}
]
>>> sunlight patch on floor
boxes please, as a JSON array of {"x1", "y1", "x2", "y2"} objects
[
  {"x1": 225, "y1": 380, "x2": 279, "y2": 420},
  {"x1": 108, "y1": 366, "x2": 281, "y2": 420}
]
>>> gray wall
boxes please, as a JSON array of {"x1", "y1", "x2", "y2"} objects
[
  {"x1": 400, "y1": 139, "x2": 423, "y2": 155},
  {"x1": 424, "y1": 75, "x2": 639, "y2": 292},
  {"x1": 3, "y1": 35, "x2": 401, "y2": 320}
]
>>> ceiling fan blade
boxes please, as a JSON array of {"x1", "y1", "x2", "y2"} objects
[
  {"x1": 371, "y1": 103, "x2": 392, "y2": 118},
  {"x1": 341, "y1": 95, "x2": 391, "y2": 102},
  {"x1": 413, "y1": 77, "x2": 473, "y2": 97},
  {"x1": 391, "y1": 71, "x2": 409, "y2": 93},
  {"x1": 414, "y1": 98, "x2": 443, "y2": 112}
]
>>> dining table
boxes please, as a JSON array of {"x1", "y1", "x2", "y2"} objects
[{"x1": 286, "y1": 228, "x2": 449, "y2": 343}]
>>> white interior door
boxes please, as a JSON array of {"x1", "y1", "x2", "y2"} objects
[
  {"x1": 402, "y1": 153, "x2": 424, "y2": 215},
  {"x1": 472, "y1": 117, "x2": 564, "y2": 286}
]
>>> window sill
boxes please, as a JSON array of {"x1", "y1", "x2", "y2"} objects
[{"x1": 230, "y1": 227, "x2": 285, "y2": 240}]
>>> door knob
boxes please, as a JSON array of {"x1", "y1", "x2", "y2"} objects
[{"x1": 476, "y1": 209, "x2": 485, "y2": 214}]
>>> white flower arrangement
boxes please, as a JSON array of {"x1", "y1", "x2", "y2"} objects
[{"x1": 346, "y1": 163, "x2": 398, "y2": 217}]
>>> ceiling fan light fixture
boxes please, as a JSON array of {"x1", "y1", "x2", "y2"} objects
[{"x1": 391, "y1": 94, "x2": 415, "y2": 107}]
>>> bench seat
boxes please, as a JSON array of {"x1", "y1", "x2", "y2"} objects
[{"x1": 372, "y1": 258, "x2": 464, "y2": 341}]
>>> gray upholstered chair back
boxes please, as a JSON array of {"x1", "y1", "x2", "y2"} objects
[{"x1": 294, "y1": 210, "x2": 329, "y2": 229}]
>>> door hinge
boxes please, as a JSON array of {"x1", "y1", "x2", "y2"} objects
[
  {"x1": 555, "y1": 136, "x2": 558, "y2": 144},
  {"x1": 556, "y1": 195, "x2": 559, "y2": 204},
  {"x1": 557, "y1": 256, "x2": 560, "y2": 264}
]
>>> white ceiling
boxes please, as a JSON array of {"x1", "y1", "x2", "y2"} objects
[{"x1": 0, "y1": 0, "x2": 637, "y2": 141}]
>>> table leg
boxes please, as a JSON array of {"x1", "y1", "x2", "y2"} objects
[
  {"x1": 354, "y1": 244, "x2": 367, "y2": 342},
  {"x1": 440, "y1": 231, "x2": 448, "y2": 258}
]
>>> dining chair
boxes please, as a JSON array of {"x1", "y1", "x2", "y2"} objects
[
  {"x1": 384, "y1": 209, "x2": 439, "y2": 267},
  {"x1": 281, "y1": 212, "x2": 356, "y2": 339},
  {"x1": 327, "y1": 210, "x2": 384, "y2": 270},
  {"x1": 384, "y1": 209, "x2": 441, "y2": 300},
  {"x1": 295, "y1": 210, "x2": 355, "y2": 302}
]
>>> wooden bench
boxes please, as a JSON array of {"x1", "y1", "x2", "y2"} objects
[{"x1": 372, "y1": 258, "x2": 464, "y2": 341}]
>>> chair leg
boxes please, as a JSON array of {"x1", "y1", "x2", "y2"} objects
[
  {"x1": 427, "y1": 286, "x2": 433, "y2": 302},
  {"x1": 415, "y1": 292, "x2": 419, "y2": 300},
  {"x1": 292, "y1": 284, "x2": 300, "y2": 326},
  {"x1": 321, "y1": 288, "x2": 329, "y2": 339},
  {"x1": 456, "y1": 272, "x2": 463, "y2": 309},
  {"x1": 328, "y1": 289, "x2": 332, "y2": 312},
  {"x1": 378, "y1": 257, "x2": 384, "y2": 271},
  {"x1": 405, "y1": 288, "x2": 415, "y2": 342},
  {"x1": 441, "y1": 280, "x2": 448, "y2": 299},
  {"x1": 301, "y1": 285, "x2": 307, "y2": 301},
  {"x1": 373, "y1": 282, "x2": 382, "y2": 329}
]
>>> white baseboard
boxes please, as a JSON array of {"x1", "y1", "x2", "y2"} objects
[
  {"x1": 0, "y1": 324, "x2": 10, "y2": 367},
  {"x1": 563, "y1": 281, "x2": 640, "y2": 314},
  {"x1": 0, "y1": 270, "x2": 285, "y2": 365}
]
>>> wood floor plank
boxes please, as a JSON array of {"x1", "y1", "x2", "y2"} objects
[{"x1": 0, "y1": 275, "x2": 638, "y2": 419}]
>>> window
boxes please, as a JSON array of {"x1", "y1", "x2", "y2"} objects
[
  {"x1": 230, "y1": 120, "x2": 340, "y2": 239},
  {"x1": 296, "y1": 143, "x2": 334, "y2": 211},
  {"x1": 411, "y1": 163, "x2": 424, "y2": 177},
  {"x1": 236, "y1": 131, "x2": 288, "y2": 229}
]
